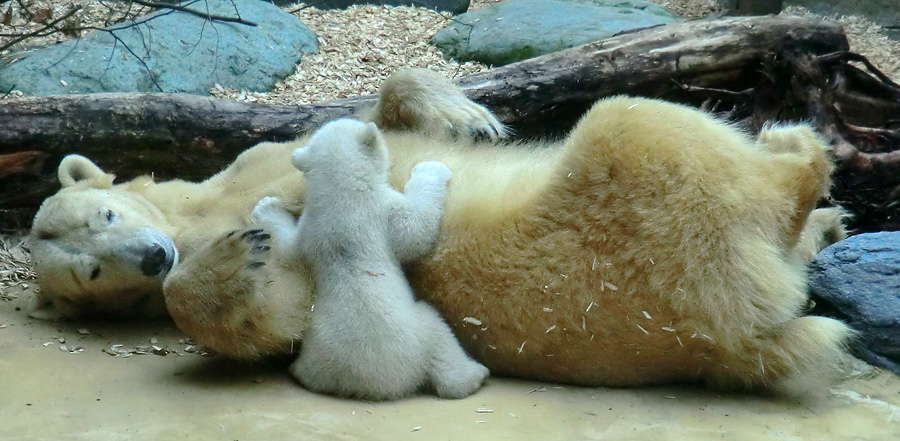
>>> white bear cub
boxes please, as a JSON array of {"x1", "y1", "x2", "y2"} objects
[{"x1": 251, "y1": 118, "x2": 489, "y2": 401}]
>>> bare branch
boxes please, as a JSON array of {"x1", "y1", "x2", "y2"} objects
[
  {"x1": 129, "y1": 0, "x2": 257, "y2": 27},
  {"x1": 0, "y1": 7, "x2": 81, "y2": 52}
]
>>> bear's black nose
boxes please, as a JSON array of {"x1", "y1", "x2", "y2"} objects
[{"x1": 141, "y1": 243, "x2": 171, "y2": 276}]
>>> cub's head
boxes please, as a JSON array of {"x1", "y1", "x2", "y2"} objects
[
  {"x1": 291, "y1": 118, "x2": 389, "y2": 185},
  {"x1": 28, "y1": 155, "x2": 178, "y2": 321}
]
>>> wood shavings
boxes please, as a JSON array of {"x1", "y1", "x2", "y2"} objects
[
  {"x1": 462, "y1": 316, "x2": 483, "y2": 326},
  {"x1": 517, "y1": 341, "x2": 526, "y2": 354},
  {"x1": 636, "y1": 324, "x2": 649, "y2": 335},
  {"x1": 526, "y1": 386, "x2": 546, "y2": 394},
  {"x1": 476, "y1": 407, "x2": 494, "y2": 413},
  {"x1": 212, "y1": 3, "x2": 489, "y2": 105},
  {"x1": 102, "y1": 341, "x2": 212, "y2": 357},
  {"x1": 642, "y1": 310, "x2": 652, "y2": 319},
  {"x1": 0, "y1": 233, "x2": 35, "y2": 296},
  {"x1": 59, "y1": 344, "x2": 84, "y2": 353}
]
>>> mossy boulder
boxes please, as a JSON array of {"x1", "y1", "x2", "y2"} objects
[
  {"x1": 0, "y1": 0, "x2": 318, "y2": 95},
  {"x1": 430, "y1": 0, "x2": 681, "y2": 66}
]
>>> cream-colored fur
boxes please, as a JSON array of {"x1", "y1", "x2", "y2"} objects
[
  {"x1": 251, "y1": 119, "x2": 488, "y2": 400},
  {"x1": 29, "y1": 69, "x2": 850, "y2": 393}
]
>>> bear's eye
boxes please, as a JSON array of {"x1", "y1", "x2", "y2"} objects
[
  {"x1": 89, "y1": 266, "x2": 101, "y2": 281},
  {"x1": 104, "y1": 208, "x2": 116, "y2": 224}
]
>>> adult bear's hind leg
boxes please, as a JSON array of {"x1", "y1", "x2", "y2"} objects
[
  {"x1": 757, "y1": 124, "x2": 836, "y2": 251},
  {"x1": 366, "y1": 68, "x2": 506, "y2": 140},
  {"x1": 706, "y1": 316, "x2": 853, "y2": 395},
  {"x1": 793, "y1": 207, "x2": 849, "y2": 263}
]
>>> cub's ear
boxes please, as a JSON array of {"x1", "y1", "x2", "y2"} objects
[
  {"x1": 58, "y1": 155, "x2": 114, "y2": 188},
  {"x1": 290, "y1": 146, "x2": 310, "y2": 173},
  {"x1": 359, "y1": 121, "x2": 382, "y2": 152}
]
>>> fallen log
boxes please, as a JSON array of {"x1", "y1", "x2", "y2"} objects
[{"x1": 1, "y1": 15, "x2": 897, "y2": 232}]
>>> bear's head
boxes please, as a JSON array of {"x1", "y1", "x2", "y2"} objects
[
  {"x1": 28, "y1": 155, "x2": 178, "y2": 320},
  {"x1": 291, "y1": 119, "x2": 389, "y2": 187}
]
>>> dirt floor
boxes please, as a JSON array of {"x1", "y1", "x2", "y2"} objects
[{"x1": 2, "y1": 283, "x2": 900, "y2": 440}]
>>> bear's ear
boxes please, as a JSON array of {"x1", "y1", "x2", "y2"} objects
[
  {"x1": 58, "y1": 155, "x2": 114, "y2": 188},
  {"x1": 358, "y1": 122, "x2": 382, "y2": 153},
  {"x1": 290, "y1": 146, "x2": 310, "y2": 173}
]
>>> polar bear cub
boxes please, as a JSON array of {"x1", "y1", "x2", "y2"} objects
[{"x1": 251, "y1": 118, "x2": 489, "y2": 400}]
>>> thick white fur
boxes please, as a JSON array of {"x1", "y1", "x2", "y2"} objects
[{"x1": 251, "y1": 119, "x2": 489, "y2": 400}]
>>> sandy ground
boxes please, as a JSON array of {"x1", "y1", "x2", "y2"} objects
[{"x1": 2, "y1": 283, "x2": 900, "y2": 441}]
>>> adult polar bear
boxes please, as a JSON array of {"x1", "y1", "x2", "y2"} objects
[{"x1": 29, "y1": 69, "x2": 850, "y2": 393}]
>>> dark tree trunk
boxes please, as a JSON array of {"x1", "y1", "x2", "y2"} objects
[{"x1": 1, "y1": 15, "x2": 898, "y2": 232}]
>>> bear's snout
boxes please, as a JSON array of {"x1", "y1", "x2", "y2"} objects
[{"x1": 141, "y1": 243, "x2": 174, "y2": 277}]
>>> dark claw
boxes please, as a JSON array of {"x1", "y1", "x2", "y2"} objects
[
  {"x1": 467, "y1": 125, "x2": 501, "y2": 143},
  {"x1": 240, "y1": 228, "x2": 265, "y2": 239},
  {"x1": 246, "y1": 261, "x2": 266, "y2": 270},
  {"x1": 252, "y1": 245, "x2": 271, "y2": 254}
]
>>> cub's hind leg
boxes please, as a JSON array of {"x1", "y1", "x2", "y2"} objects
[
  {"x1": 366, "y1": 68, "x2": 506, "y2": 140},
  {"x1": 415, "y1": 302, "x2": 489, "y2": 399}
]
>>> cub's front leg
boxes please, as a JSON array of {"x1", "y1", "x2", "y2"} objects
[
  {"x1": 250, "y1": 196, "x2": 298, "y2": 254},
  {"x1": 367, "y1": 68, "x2": 507, "y2": 140},
  {"x1": 391, "y1": 161, "x2": 452, "y2": 262}
]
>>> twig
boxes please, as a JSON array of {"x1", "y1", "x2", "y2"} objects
[
  {"x1": 129, "y1": 0, "x2": 257, "y2": 26},
  {"x1": 0, "y1": 7, "x2": 81, "y2": 52},
  {"x1": 1, "y1": 84, "x2": 16, "y2": 99},
  {"x1": 816, "y1": 51, "x2": 900, "y2": 91}
]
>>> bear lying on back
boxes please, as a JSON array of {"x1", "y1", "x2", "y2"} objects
[
  {"x1": 251, "y1": 119, "x2": 489, "y2": 400},
  {"x1": 29, "y1": 69, "x2": 852, "y2": 395}
]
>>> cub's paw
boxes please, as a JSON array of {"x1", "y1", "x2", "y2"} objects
[
  {"x1": 251, "y1": 196, "x2": 286, "y2": 225},
  {"x1": 412, "y1": 161, "x2": 452, "y2": 184},
  {"x1": 434, "y1": 360, "x2": 490, "y2": 399}
]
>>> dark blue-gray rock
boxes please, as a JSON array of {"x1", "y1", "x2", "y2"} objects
[
  {"x1": 430, "y1": 0, "x2": 682, "y2": 67},
  {"x1": 273, "y1": 0, "x2": 470, "y2": 14},
  {"x1": 810, "y1": 232, "x2": 900, "y2": 375},
  {"x1": 0, "y1": 0, "x2": 317, "y2": 95}
]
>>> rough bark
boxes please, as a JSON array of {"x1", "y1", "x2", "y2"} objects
[{"x1": 2, "y1": 15, "x2": 896, "y2": 231}]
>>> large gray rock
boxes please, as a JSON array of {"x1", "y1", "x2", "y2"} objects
[
  {"x1": 430, "y1": 0, "x2": 682, "y2": 67},
  {"x1": 279, "y1": 0, "x2": 470, "y2": 14},
  {"x1": 0, "y1": 0, "x2": 317, "y2": 95},
  {"x1": 810, "y1": 232, "x2": 900, "y2": 375}
]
